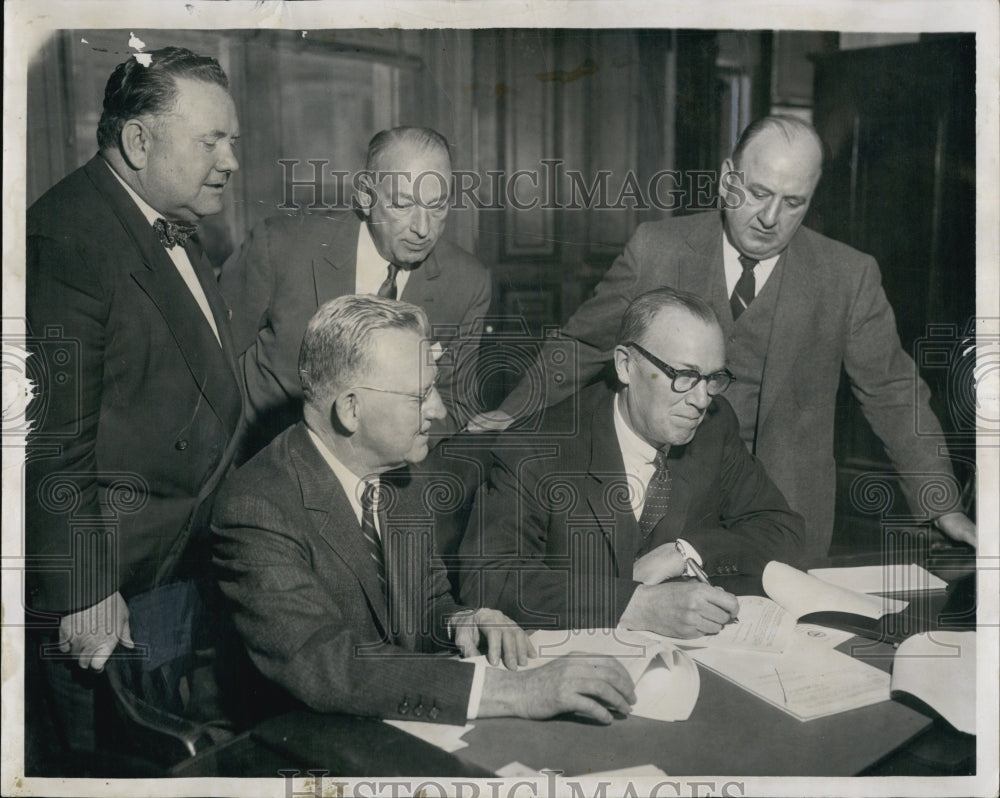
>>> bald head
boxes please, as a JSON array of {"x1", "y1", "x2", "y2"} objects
[{"x1": 721, "y1": 116, "x2": 823, "y2": 260}]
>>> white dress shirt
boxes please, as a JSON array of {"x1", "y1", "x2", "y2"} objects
[
  {"x1": 105, "y1": 161, "x2": 221, "y2": 346},
  {"x1": 354, "y1": 221, "x2": 412, "y2": 297}
]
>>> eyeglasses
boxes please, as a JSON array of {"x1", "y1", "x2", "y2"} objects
[
  {"x1": 624, "y1": 341, "x2": 734, "y2": 396},
  {"x1": 352, "y1": 378, "x2": 439, "y2": 406}
]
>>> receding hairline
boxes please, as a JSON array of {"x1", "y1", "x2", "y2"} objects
[{"x1": 732, "y1": 117, "x2": 823, "y2": 170}]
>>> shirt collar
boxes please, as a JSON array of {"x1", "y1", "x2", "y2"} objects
[
  {"x1": 305, "y1": 425, "x2": 376, "y2": 525},
  {"x1": 613, "y1": 390, "x2": 660, "y2": 473},
  {"x1": 103, "y1": 158, "x2": 166, "y2": 228}
]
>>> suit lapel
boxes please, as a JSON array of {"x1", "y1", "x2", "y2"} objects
[
  {"x1": 583, "y1": 392, "x2": 640, "y2": 576},
  {"x1": 398, "y1": 247, "x2": 443, "y2": 309},
  {"x1": 313, "y1": 212, "x2": 363, "y2": 306},
  {"x1": 85, "y1": 158, "x2": 240, "y2": 431},
  {"x1": 291, "y1": 425, "x2": 391, "y2": 636},
  {"x1": 680, "y1": 213, "x2": 732, "y2": 336},
  {"x1": 756, "y1": 232, "x2": 818, "y2": 430}
]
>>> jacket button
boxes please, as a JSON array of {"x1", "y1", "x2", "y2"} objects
[
  {"x1": 412, "y1": 701, "x2": 425, "y2": 718},
  {"x1": 175, "y1": 440, "x2": 188, "y2": 451},
  {"x1": 397, "y1": 699, "x2": 410, "y2": 715},
  {"x1": 428, "y1": 706, "x2": 440, "y2": 720}
]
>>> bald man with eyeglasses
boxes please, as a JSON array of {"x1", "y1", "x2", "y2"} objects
[{"x1": 459, "y1": 287, "x2": 806, "y2": 638}]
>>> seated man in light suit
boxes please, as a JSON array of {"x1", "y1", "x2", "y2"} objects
[
  {"x1": 460, "y1": 288, "x2": 807, "y2": 636},
  {"x1": 213, "y1": 295, "x2": 636, "y2": 725},
  {"x1": 221, "y1": 126, "x2": 492, "y2": 456}
]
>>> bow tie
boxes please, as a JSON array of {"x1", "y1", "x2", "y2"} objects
[{"x1": 154, "y1": 217, "x2": 198, "y2": 249}]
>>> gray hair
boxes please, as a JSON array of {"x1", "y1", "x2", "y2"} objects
[
  {"x1": 616, "y1": 287, "x2": 719, "y2": 346},
  {"x1": 298, "y1": 294, "x2": 429, "y2": 408},
  {"x1": 365, "y1": 126, "x2": 452, "y2": 172}
]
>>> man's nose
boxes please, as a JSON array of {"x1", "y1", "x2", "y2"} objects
[
  {"x1": 409, "y1": 206, "x2": 430, "y2": 238},
  {"x1": 757, "y1": 196, "x2": 781, "y2": 228},
  {"x1": 423, "y1": 384, "x2": 447, "y2": 421},
  {"x1": 686, "y1": 380, "x2": 712, "y2": 410},
  {"x1": 216, "y1": 142, "x2": 240, "y2": 174}
]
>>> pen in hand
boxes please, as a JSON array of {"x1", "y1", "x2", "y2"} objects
[{"x1": 686, "y1": 557, "x2": 740, "y2": 625}]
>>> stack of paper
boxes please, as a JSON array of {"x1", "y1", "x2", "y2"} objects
[
  {"x1": 891, "y1": 631, "x2": 976, "y2": 734},
  {"x1": 808, "y1": 563, "x2": 947, "y2": 594}
]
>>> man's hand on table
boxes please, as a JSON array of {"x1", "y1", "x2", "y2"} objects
[
  {"x1": 480, "y1": 655, "x2": 636, "y2": 724},
  {"x1": 620, "y1": 581, "x2": 740, "y2": 638},
  {"x1": 451, "y1": 607, "x2": 536, "y2": 670},
  {"x1": 935, "y1": 512, "x2": 977, "y2": 548},
  {"x1": 58, "y1": 591, "x2": 134, "y2": 670}
]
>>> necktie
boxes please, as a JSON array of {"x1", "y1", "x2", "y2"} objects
[
  {"x1": 153, "y1": 217, "x2": 198, "y2": 249},
  {"x1": 637, "y1": 449, "x2": 671, "y2": 544},
  {"x1": 377, "y1": 263, "x2": 400, "y2": 300},
  {"x1": 360, "y1": 482, "x2": 387, "y2": 593},
  {"x1": 730, "y1": 255, "x2": 759, "y2": 320}
]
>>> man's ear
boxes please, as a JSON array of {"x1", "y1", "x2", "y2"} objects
[
  {"x1": 613, "y1": 345, "x2": 632, "y2": 386},
  {"x1": 719, "y1": 157, "x2": 744, "y2": 210},
  {"x1": 119, "y1": 118, "x2": 152, "y2": 170},
  {"x1": 332, "y1": 391, "x2": 361, "y2": 433},
  {"x1": 355, "y1": 172, "x2": 377, "y2": 218}
]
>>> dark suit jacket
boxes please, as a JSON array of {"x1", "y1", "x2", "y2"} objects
[
  {"x1": 25, "y1": 155, "x2": 243, "y2": 614},
  {"x1": 220, "y1": 211, "x2": 492, "y2": 451},
  {"x1": 460, "y1": 383, "x2": 806, "y2": 630},
  {"x1": 499, "y1": 211, "x2": 956, "y2": 560},
  {"x1": 212, "y1": 422, "x2": 476, "y2": 724}
]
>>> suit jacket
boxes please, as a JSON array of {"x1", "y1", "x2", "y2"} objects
[
  {"x1": 220, "y1": 211, "x2": 492, "y2": 452},
  {"x1": 499, "y1": 211, "x2": 956, "y2": 561},
  {"x1": 212, "y1": 422, "x2": 475, "y2": 724},
  {"x1": 25, "y1": 155, "x2": 243, "y2": 614},
  {"x1": 460, "y1": 383, "x2": 806, "y2": 629}
]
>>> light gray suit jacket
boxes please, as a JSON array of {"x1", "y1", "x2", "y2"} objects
[{"x1": 501, "y1": 211, "x2": 957, "y2": 560}]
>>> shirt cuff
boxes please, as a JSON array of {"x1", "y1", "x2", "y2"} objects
[
  {"x1": 676, "y1": 538, "x2": 703, "y2": 567},
  {"x1": 465, "y1": 660, "x2": 486, "y2": 720}
]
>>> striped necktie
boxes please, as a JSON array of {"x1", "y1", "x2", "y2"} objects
[
  {"x1": 730, "y1": 255, "x2": 759, "y2": 320},
  {"x1": 360, "y1": 481, "x2": 387, "y2": 593}
]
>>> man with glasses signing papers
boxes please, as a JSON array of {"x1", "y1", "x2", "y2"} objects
[{"x1": 460, "y1": 288, "x2": 807, "y2": 638}]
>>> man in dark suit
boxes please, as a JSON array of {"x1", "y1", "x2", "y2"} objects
[
  {"x1": 213, "y1": 295, "x2": 636, "y2": 726},
  {"x1": 460, "y1": 288, "x2": 806, "y2": 635},
  {"x1": 25, "y1": 48, "x2": 243, "y2": 763},
  {"x1": 469, "y1": 115, "x2": 975, "y2": 560},
  {"x1": 220, "y1": 126, "x2": 492, "y2": 455}
]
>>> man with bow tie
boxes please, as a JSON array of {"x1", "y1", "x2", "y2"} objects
[
  {"x1": 25, "y1": 46, "x2": 243, "y2": 765},
  {"x1": 460, "y1": 288, "x2": 806, "y2": 636}
]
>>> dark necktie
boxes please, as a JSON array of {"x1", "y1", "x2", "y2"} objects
[
  {"x1": 360, "y1": 482, "x2": 387, "y2": 593},
  {"x1": 153, "y1": 217, "x2": 198, "y2": 249},
  {"x1": 638, "y1": 449, "x2": 671, "y2": 544},
  {"x1": 730, "y1": 255, "x2": 759, "y2": 320},
  {"x1": 377, "y1": 263, "x2": 400, "y2": 300}
]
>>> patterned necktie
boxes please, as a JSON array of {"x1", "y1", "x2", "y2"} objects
[
  {"x1": 153, "y1": 217, "x2": 198, "y2": 249},
  {"x1": 638, "y1": 448, "x2": 671, "y2": 543},
  {"x1": 377, "y1": 263, "x2": 400, "y2": 300},
  {"x1": 360, "y1": 482, "x2": 387, "y2": 593},
  {"x1": 730, "y1": 254, "x2": 759, "y2": 320}
]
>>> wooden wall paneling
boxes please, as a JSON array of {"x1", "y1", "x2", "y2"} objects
[{"x1": 501, "y1": 30, "x2": 556, "y2": 259}]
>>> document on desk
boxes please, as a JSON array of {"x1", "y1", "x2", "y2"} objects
[
  {"x1": 764, "y1": 561, "x2": 909, "y2": 619},
  {"x1": 647, "y1": 595, "x2": 797, "y2": 654},
  {"x1": 383, "y1": 720, "x2": 475, "y2": 753},
  {"x1": 808, "y1": 563, "x2": 947, "y2": 594},
  {"x1": 891, "y1": 631, "x2": 975, "y2": 734},
  {"x1": 489, "y1": 628, "x2": 700, "y2": 722},
  {"x1": 690, "y1": 634, "x2": 891, "y2": 721}
]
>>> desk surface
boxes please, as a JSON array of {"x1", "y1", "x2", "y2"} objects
[{"x1": 177, "y1": 550, "x2": 976, "y2": 778}]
